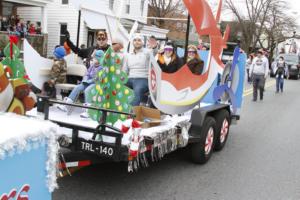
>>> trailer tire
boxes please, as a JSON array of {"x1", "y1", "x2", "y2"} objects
[
  {"x1": 190, "y1": 116, "x2": 216, "y2": 164},
  {"x1": 214, "y1": 110, "x2": 230, "y2": 151}
]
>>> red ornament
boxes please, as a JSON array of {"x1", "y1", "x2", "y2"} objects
[
  {"x1": 121, "y1": 125, "x2": 130, "y2": 134},
  {"x1": 116, "y1": 58, "x2": 121, "y2": 64},
  {"x1": 112, "y1": 90, "x2": 117, "y2": 96},
  {"x1": 131, "y1": 120, "x2": 141, "y2": 128},
  {"x1": 106, "y1": 94, "x2": 110, "y2": 99},
  {"x1": 23, "y1": 74, "x2": 30, "y2": 80},
  {"x1": 4, "y1": 66, "x2": 12, "y2": 77},
  {"x1": 129, "y1": 149, "x2": 138, "y2": 157}
]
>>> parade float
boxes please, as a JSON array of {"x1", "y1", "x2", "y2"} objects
[
  {"x1": 25, "y1": 0, "x2": 245, "y2": 172},
  {"x1": 0, "y1": 4, "x2": 246, "y2": 199},
  {"x1": 0, "y1": 37, "x2": 58, "y2": 199}
]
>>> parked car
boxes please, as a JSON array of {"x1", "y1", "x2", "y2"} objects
[
  {"x1": 275, "y1": 54, "x2": 300, "y2": 79},
  {"x1": 221, "y1": 42, "x2": 237, "y2": 64}
]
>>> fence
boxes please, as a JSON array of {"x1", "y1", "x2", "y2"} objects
[{"x1": 0, "y1": 31, "x2": 48, "y2": 57}]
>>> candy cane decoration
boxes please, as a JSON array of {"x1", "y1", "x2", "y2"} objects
[{"x1": 120, "y1": 119, "x2": 141, "y2": 158}]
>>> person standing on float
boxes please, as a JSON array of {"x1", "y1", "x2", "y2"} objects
[{"x1": 65, "y1": 30, "x2": 110, "y2": 67}]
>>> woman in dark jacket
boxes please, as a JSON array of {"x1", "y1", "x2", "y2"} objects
[
  {"x1": 156, "y1": 42, "x2": 183, "y2": 73},
  {"x1": 186, "y1": 45, "x2": 204, "y2": 75}
]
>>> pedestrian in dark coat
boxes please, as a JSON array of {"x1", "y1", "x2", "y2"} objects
[{"x1": 274, "y1": 56, "x2": 288, "y2": 93}]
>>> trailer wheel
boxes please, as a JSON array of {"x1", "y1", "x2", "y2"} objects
[
  {"x1": 190, "y1": 116, "x2": 216, "y2": 164},
  {"x1": 214, "y1": 110, "x2": 230, "y2": 151}
]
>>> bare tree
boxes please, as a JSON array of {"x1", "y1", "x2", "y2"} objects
[
  {"x1": 148, "y1": 0, "x2": 184, "y2": 27},
  {"x1": 263, "y1": 1, "x2": 297, "y2": 59},
  {"x1": 225, "y1": 0, "x2": 279, "y2": 53}
]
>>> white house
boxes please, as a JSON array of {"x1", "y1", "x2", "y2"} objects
[
  {"x1": 16, "y1": 0, "x2": 168, "y2": 57},
  {"x1": 277, "y1": 38, "x2": 300, "y2": 56},
  {"x1": 2, "y1": 0, "x2": 53, "y2": 33}
]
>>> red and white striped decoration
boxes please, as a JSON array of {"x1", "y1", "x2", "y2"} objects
[{"x1": 120, "y1": 119, "x2": 141, "y2": 158}]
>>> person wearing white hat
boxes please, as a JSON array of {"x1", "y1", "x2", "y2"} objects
[
  {"x1": 122, "y1": 33, "x2": 151, "y2": 106},
  {"x1": 111, "y1": 37, "x2": 124, "y2": 60},
  {"x1": 111, "y1": 38, "x2": 124, "y2": 52}
]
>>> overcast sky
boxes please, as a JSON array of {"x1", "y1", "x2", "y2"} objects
[
  {"x1": 286, "y1": 0, "x2": 300, "y2": 29},
  {"x1": 211, "y1": 0, "x2": 300, "y2": 32}
]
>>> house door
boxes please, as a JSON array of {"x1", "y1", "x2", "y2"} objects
[{"x1": 87, "y1": 30, "x2": 95, "y2": 48}]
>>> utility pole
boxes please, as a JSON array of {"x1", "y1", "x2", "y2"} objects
[
  {"x1": 76, "y1": 10, "x2": 81, "y2": 48},
  {"x1": 184, "y1": 14, "x2": 191, "y2": 63}
]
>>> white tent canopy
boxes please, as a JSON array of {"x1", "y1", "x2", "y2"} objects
[
  {"x1": 81, "y1": 8, "x2": 107, "y2": 30},
  {"x1": 70, "y1": 0, "x2": 129, "y2": 45}
]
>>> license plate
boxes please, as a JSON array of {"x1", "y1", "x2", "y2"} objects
[{"x1": 78, "y1": 139, "x2": 114, "y2": 157}]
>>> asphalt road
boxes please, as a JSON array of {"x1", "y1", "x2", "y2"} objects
[{"x1": 53, "y1": 78, "x2": 300, "y2": 200}]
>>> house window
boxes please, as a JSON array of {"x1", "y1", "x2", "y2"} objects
[
  {"x1": 126, "y1": 0, "x2": 130, "y2": 14},
  {"x1": 60, "y1": 23, "x2": 67, "y2": 45},
  {"x1": 62, "y1": 0, "x2": 68, "y2": 4},
  {"x1": 109, "y1": 0, "x2": 114, "y2": 10},
  {"x1": 140, "y1": 0, "x2": 145, "y2": 15}
]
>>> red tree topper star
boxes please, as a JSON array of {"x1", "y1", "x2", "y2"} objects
[{"x1": 9, "y1": 35, "x2": 19, "y2": 59}]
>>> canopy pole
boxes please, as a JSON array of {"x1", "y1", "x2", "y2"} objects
[
  {"x1": 105, "y1": 15, "x2": 112, "y2": 42},
  {"x1": 184, "y1": 14, "x2": 191, "y2": 63},
  {"x1": 76, "y1": 10, "x2": 81, "y2": 48}
]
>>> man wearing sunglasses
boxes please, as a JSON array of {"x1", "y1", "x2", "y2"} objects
[{"x1": 65, "y1": 30, "x2": 110, "y2": 63}]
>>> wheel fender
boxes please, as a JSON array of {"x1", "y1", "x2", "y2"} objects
[{"x1": 189, "y1": 108, "x2": 208, "y2": 137}]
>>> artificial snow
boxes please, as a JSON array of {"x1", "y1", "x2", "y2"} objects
[
  {"x1": 0, "y1": 112, "x2": 59, "y2": 192},
  {"x1": 27, "y1": 106, "x2": 191, "y2": 145}
]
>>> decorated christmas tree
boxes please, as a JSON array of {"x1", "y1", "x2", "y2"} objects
[
  {"x1": 1, "y1": 36, "x2": 29, "y2": 83},
  {"x1": 0, "y1": 36, "x2": 35, "y2": 114},
  {"x1": 87, "y1": 47, "x2": 134, "y2": 125}
]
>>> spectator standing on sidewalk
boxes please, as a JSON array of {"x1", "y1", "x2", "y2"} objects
[
  {"x1": 250, "y1": 50, "x2": 269, "y2": 101},
  {"x1": 261, "y1": 49, "x2": 270, "y2": 78},
  {"x1": 1, "y1": 17, "x2": 9, "y2": 31},
  {"x1": 274, "y1": 56, "x2": 288, "y2": 93},
  {"x1": 36, "y1": 22, "x2": 42, "y2": 34},
  {"x1": 28, "y1": 23, "x2": 36, "y2": 34},
  {"x1": 246, "y1": 54, "x2": 254, "y2": 83}
]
